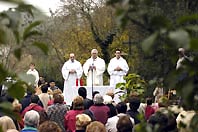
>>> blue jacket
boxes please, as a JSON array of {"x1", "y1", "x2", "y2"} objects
[{"x1": 21, "y1": 126, "x2": 37, "y2": 132}]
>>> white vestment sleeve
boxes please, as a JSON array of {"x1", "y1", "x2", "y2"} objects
[
  {"x1": 76, "y1": 62, "x2": 83, "y2": 79},
  {"x1": 61, "y1": 62, "x2": 70, "y2": 80},
  {"x1": 95, "y1": 58, "x2": 105, "y2": 76},
  {"x1": 83, "y1": 60, "x2": 90, "y2": 76},
  {"x1": 107, "y1": 59, "x2": 114, "y2": 75},
  {"x1": 120, "y1": 59, "x2": 129, "y2": 75}
]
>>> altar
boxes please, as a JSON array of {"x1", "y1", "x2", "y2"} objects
[{"x1": 66, "y1": 86, "x2": 125, "y2": 105}]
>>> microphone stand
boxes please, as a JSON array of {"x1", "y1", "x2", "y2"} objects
[{"x1": 91, "y1": 63, "x2": 94, "y2": 99}]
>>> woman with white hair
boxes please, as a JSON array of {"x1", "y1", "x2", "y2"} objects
[
  {"x1": 21, "y1": 110, "x2": 40, "y2": 132},
  {"x1": 89, "y1": 94, "x2": 110, "y2": 124},
  {"x1": 0, "y1": 116, "x2": 16, "y2": 132}
]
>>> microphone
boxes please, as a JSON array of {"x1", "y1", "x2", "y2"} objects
[{"x1": 91, "y1": 63, "x2": 94, "y2": 71}]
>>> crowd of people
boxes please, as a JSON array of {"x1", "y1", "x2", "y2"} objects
[
  {"x1": 0, "y1": 84, "x2": 196, "y2": 132},
  {"x1": 0, "y1": 47, "x2": 196, "y2": 132}
]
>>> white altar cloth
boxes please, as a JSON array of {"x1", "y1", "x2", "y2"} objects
[{"x1": 65, "y1": 86, "x2": 125, "y2": 105}]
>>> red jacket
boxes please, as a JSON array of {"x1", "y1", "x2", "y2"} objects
[
  {"x1": 64, "y1": 110, "x2": 84, "y2": 132},
  {"x1": 21, "y1": 103, "x2": 44, "y2": 117},
  {"x1": 145, "y1": 105, "x2": 155, "y2": 120}
]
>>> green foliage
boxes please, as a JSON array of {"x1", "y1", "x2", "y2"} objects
[
  {"x1": 108, "y1": 0, "x2": 198, "y2": 131},
  {"x1": 14, "y1": 48, "x2": 22, "y2": 60},
  {"x1": 23, "y1": 21, "x2": 42, "y2": 40},
  {"x1": 116, "y1": 73, "x2": 147, "y2": 101},
  {"x1": 32, "y1": 41, "x2": 48, "y2": 55},
  {"x1": 7, "y1": 80, "x2": 26, "y2": 99},
  {"x1": 0, "y1": 64, "x2": 8, "y2": 83},
  {"x1": 0, "y1": 2, "x2": 47, "y2": 131}
]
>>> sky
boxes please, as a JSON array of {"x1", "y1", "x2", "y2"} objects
[{"x1": 0, "y1": 0, "x2": 61, "y2": 16}]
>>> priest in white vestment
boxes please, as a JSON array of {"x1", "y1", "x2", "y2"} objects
[
  {"x1": 61, "y1": 53, "x2": 83, "y2": 105},
  {"x1": 107, "y1": 50, "x2": 129, "y2": 103},
  {"x1": 83, "y1": 49, "x2": 105, "y2": 86},
  {"x1": 26, "y1": 63, "x2": 39, "y2": 87}
]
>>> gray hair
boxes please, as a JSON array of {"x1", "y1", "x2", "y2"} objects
[
  {"x1": 91, "y1": 49, "x2": 98, "y2": 54},
  {"x1": 24, "y1": 110, "x2": 40, "y2": 128},
  {"x1": 93, "y1": 94, "x2": 104, "y2": 104}
]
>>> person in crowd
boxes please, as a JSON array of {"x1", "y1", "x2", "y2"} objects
[
  {"x1": 86, "y1": 121, "x2": 106, "y2": 132},
  {"x1": 64, "y1": 96, "x2": 84, "y2": 132},
  {"x1": 47, "y1": 94, "x2": 69, "y2": 132},
  {"x1": 107, "y1": 49, "x2": 129, "y2": 87},
  {"x1": 156, "y1": 96, "x2": 177, "y2": 131},
  {"x1": 176, "y1": 101, "x2": 196, "y2": 132},
  {"x1": 38, "y1": 110, "x2": 49, "y2": 125},
  {"x1": 20, "y1": 89, "x2": 33, "y2": 112},
  {"x1": 12, "y1": 99, "x2": 24, "y2": 129},
  {"x1": 153, "y1": 80, "x2": 164, "y2": 103},
  {"x1": 83, "y1": 109, "x2": 96, "y2": 121},
  {"x1": 106, "y1": 102, "x2": 134, "y2": 132},
  {"x1": 78, "y1": 87, "x2": 93, "y2": 109},
  {"x1": 106, "y1": 91, "x2": 116, "y2": 106},
  {"x1": 76, "y1": 114, "x2": 92, "y2": 132},
  {"x1": 116, "y1": 115, "x2": 133, "y2": 132},
  {"x1": 38, "y1": 84, "x2": 50, "y2": 110},
  {"x1": 176, "y1": 48, "x2": 192, "y2": 70},
  {"x1": 62, "y1": 53, "x2": 83, "y2": 105},
  {"x1": 47, "y1": 89, "x2": 64, "y2": 106},
  {"x1": 92, "y1": 91, "x2": 99, "y2": 99},
  {"x1": 26, "y1": 63, "x2": 39, "y2": 87},
  {"x1": 48, "y1": 80, "x2": 59, "y2": 92},
  {"x1": 38, "y1": 76, "x2": 46, "y2": 87},
  {"x1": 126, "y1": 97, "x2": 141, "y2": 124},
  {"x1": 145, "y1": 97, "x2": 155, "y2": 121},
  {"x1": 89, "y1": 94, "x2": 110, "y2": 124},
  {"x1": 176, "y1": 48, "x2": 193, "y2": 82},
  {"x1": 21, "y1": 94, "x2": 44, "y2": 117},
  {"x1": 83, "y1": 49, "x2": 105, "y2": 86},
  {"x1": 148, "y1": 112, "x2": 169, "y2": 132},
  {"x1": 103, "y1": 95, "x2": 117, "y2": 118},
  {"x1": 0, "y1": 116, "x2": 17, "y2": 132},
  {"x1": 21, "y1": 110, "x2": 40, "y2": 132},
  {"x1": 38, "y1": 121, "x2": 62, "y2": 132}
]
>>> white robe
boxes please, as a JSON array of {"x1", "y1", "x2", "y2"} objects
[
  {"x1": 107, "y1": 57, "x2": 129, "y2": 103},
  {"x1": 61, "y1": 60, "x2": 83, "y2": 105},
  {"x1": 107, "y1": 57, "x2": 129, "y2": 87},
  {"x1": 26, "y1": 69, "x2": 39, "y2": 87},
  {"x1": 83, "y1": 57, "x2": 105, "y2": 86}
]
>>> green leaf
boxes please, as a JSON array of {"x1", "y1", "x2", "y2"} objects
[
  {"x1": 177, "y1": 14, "x2": 198, "y2": 25},
  {"x1": 23, "y1": 30, "x2": 42, "y2": 40},
  {"x1": 190, "y1": 38, "x2": 198, "y2": 50},
  {"x1": 16, "y1": 4, "x2": 35, "y2": 16},
  {"x1": 141, "y1": 32, "x2": 158, "y2": 52},
  {"x1": 0, "y1": 102, "x2": 13, "y2": 110},
  {"x1": 23, "y1": 21, "x2": 42, "y2": 40},
  {"x1": 14, "y1": 48, "x2": 22, "y2": 60},
  {"x1": 150, "y1": 16, "x2": 171, "y2": 29},
  {"x1": 0, "y1": 28, "x2": 7, "y2": 44},
  {"x1": 7, "y1": 81, "x2": 25, "y2": 99},
  {"x1": 184, "y1": 25, "x2": 198, "y2": 32},
  {"x1": 168, "y1": 29, "x2": 190, "y2": 49},
  {"x1": 13, "y1": 30, "x2": 20, "y2": 44},
  {"x1": 32, "y1": 41, "x2": 48, "y2": 55},
  {"x1": 18, "y1": 72, "x2": 36, "y2": 85},
  {"x1": 0, "y1": 64, "x2": 8, "y2": 83}
]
